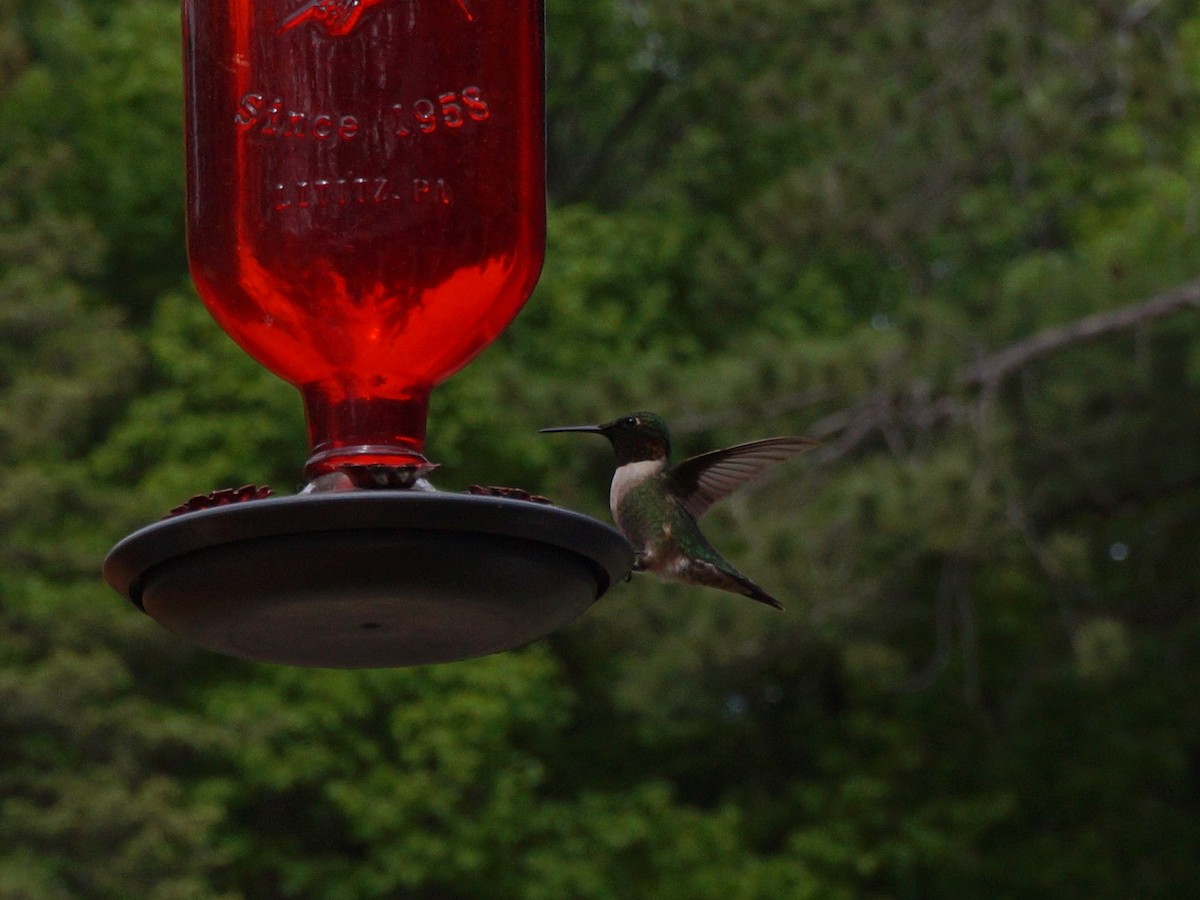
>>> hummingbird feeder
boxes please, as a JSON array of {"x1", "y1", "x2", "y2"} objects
[{"x1": 103, "y1": 0, "x2": 632, "y2": 667}]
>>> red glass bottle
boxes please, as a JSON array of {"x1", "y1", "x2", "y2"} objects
[{"x1": 183, "y1": 0, "x2": 546, "y2": 476}]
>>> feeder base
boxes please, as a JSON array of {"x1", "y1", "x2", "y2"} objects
[{"x1": 103, "y1": 493, "x2": 633, "y2": 668}]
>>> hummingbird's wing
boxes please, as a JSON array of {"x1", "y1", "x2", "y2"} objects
[{"x1": 667, "y1": 436, "x2": 816, "y2": 520}]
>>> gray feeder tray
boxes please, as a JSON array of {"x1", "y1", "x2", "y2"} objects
[{"x1": 103, "y1": 492, "x2": 633, "y2": 668}]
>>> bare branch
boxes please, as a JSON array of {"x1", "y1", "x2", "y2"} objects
[
  {"x1": 957, "y1": 277, "x2": 1200, "y2": 390},
  {"x1": 809, "y1": 277, "x2": 1200, "y2": 465}
]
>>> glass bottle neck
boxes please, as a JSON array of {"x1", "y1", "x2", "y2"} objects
[{"x1": 301, "y1": 381, "x2": 431, "y2": 478}]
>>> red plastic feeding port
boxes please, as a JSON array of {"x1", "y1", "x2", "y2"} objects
[{"x1": 183, "y1": 0, "x2": 546, "y2": 475}]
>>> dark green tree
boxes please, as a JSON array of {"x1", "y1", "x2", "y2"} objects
[{"x1": 2, "y1": 0, "x2": 1199, "y2": 896}]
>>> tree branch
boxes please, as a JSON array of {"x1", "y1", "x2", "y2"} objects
[
  {"x1": 957, "y1": 277, "x2": 1200, "y2": 390},
  {"x1": 809, "y1": 277, "x2": 1200, "y2": 465}
]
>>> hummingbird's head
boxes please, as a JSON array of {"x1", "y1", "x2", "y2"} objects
[{"x1": 540, "y1": 411, "x2": 671, "y2": 465}]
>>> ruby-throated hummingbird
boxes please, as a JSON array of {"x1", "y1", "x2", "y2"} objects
[{"x1": 541, "y1": 412, "x2": 815, "y2": 609}]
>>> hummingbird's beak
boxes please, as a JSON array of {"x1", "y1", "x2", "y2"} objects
[{"x1": 538, "y1": 424, "x2": 605, "y2": 435}]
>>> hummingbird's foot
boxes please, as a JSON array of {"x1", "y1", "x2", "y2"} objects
[{"x1": 622, "y1": 556, "x2": 648, "y2": 582}]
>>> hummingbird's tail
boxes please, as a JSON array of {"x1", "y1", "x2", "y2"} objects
[
  {"x1": 733, "y1": 575, "x2": 785, "y2": 611},
  {"x1": 688, "y1": 556, "x2": 785, "y2": 610}
]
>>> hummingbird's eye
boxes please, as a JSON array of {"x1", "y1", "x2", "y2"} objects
[{"x1": 623, "y1": 416, "x2": 637, "y2": 427}]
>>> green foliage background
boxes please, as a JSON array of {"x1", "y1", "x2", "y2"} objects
[{"x1": 3, "y1": 0, "x2": 1200, "y2": 896}]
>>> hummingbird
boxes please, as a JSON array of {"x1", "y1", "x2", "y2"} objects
[{"x1": 540, "y1": 412, "x2": 815, "y2": 609}]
